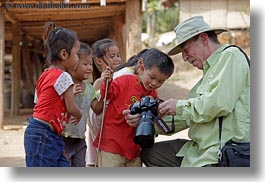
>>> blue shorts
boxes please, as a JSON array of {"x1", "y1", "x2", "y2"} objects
[{"x1": 24, "y1": 117, "x2": 70, "y2": 167}]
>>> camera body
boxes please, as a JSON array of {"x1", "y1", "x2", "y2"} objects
[{"x1": 130, "y1": 96, "x2": 160, "y2": 148}]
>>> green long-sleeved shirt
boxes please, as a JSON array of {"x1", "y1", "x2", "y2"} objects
[{"x1": 162, "y1": 44, "x2": 250, "y2": 167}]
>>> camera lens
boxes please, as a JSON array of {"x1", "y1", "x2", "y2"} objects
[
  {"x1": 134, "y1": 117, "x2": 155, "y2": 148},
  {"x1": 134, "y1": 135, "x2": 154, "y2": 148}
]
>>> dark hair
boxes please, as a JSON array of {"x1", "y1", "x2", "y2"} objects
[
  {"x1": 140, "y1": 48, "x2": 174, "y2": 76},
  {"x1": 79, "y1": 42, "x2": 92, "y2": 56},
  {"x1": 42, "y1": 22, "x2": 56, "y2": 48},
  {"x1": 91, "y1": 38, "x2": 118, "y2": 81},
  {"x1": 192, "y1": 31, "x2": 219, "y2": 44},
  {"x1": 205, "y1": 31, "x2": 220, "y2": 44},
  {"x1": 42, "y1": 22, "x2": 56, "y2": 61},
  {"x1": 114, "y1": 49, "x2": 149, "y2": 72},
  {"x1": 42, "y1": 22, "x2": 79, "y2": 65}
]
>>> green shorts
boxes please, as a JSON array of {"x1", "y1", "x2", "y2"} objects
[{"x1": 97, "y1": 150, "x2": 142, "y2": 167}]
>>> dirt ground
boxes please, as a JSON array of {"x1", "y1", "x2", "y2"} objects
[
  {"x1": 0, "y1": 113, "x2": 30, "y2": 167},
  {"x1": 0, "y1": 69, "x2": 202, "y2": 167}
]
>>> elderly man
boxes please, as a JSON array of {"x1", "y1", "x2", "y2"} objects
[{"x1": 123, "y1": 16, "x2": 250, "y2": 167}]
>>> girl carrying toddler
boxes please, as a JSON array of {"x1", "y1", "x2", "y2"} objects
[{"x1": 24, "y1": 22, "x2": 82, "y2": 167}]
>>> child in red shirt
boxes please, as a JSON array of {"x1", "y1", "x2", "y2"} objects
[
  {"x1": 24, "y1": 22, "x2": 82, "y2": 167},
  {"x1": 86, "y1": 38, "x2": 122, "y2": 166},
  {"x1": 93, "y1": 48, "x2": 175, "y2": 167}
]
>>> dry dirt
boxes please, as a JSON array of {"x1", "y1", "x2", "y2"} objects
[
  {"x1": 0, "y1": 69, "x2": 202, "y2": 167},
  {"x1": 0, "y1": 113, "x2": 30, "y2": 167}
]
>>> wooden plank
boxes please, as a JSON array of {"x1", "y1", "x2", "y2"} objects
[
  {"x1": 11, "y1": 11, "x2": 123, "y2": 21},
  {"x1": 0, "y1": 7, "x2": 5, "y2": 128},
  {"x1": 22, "y1": 26, "x2": 111, "y2": 41},
  {"x1": 10, "y1": 23, "x2": 21, "y2": 116},
  {"x1": 22, "y1": 21, "x2": 112, "y2": 30},
  {"x1": 20, "y1": 17, "x2": 112, "y2": 27}
]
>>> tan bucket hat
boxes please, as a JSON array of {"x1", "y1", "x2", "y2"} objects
[{"x1": 168, "y1": 16, "x2": 228, "y2": 55}]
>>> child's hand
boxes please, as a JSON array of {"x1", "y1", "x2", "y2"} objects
[
  {"x1": 70, "y1": 116, "x2": 81, "y2": 125},
  {"x1": 102, "y1": 66, "x2": 113, "y2": 81},
  {"x1": 73, "y1": 83, "x2": 82, "y2": 95},
  {"x1": 122, "y1": 109, "x2": 141, "y2": 127}
]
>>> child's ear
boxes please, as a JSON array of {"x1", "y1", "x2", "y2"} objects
[
  {"x1": 137, "y1": 58, "x2": 145, "y2": 74},
  {"x1": 95, "y1": 58, "x2": 104, "y2": 66},
  {"x1": 59, "y1": 49, "x2": 69, "y2": 60},
  {"x1": 95, "y1": 58, "x2": 109, "y2": 71},
  {"x1": 94, "y1": 58, "x2": 105, "y2": 72},
  {"x1": 137, "y1": 58, "x2": 144, "y2": 65}
]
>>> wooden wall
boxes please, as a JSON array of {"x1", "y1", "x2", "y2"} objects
[
  {"x1": 0, "y1": 8, "x2": 4, "y2": 128},
  {"x1": 178, "y1": 0, "x2": 250, "y2": 29}
]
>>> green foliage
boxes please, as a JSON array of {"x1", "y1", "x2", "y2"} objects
[
  {"x1": 142, "y1": 0, "x2": 179, "y2": 35},
  {"x1": 146, "y1": 0, "x2": 160, "y2": 12}
]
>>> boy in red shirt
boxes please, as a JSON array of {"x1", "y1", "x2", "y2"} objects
[{"x1": 93, "y1": 48, "x2": 175, "y2": 167}]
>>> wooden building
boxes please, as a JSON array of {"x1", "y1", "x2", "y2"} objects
[
  {"x1": 161, "y1": 0, "x2": 250, "y2": 29},
  {"x1": 177, "y1": 0, "x2": 250, "y2": 29},
  {"x1": 0, "y1": 0, "x2": 144, "y2": 128}
]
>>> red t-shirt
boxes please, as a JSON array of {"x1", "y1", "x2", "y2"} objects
[
  {"x1": 33, "y1": 68, "x2": 74, "y2": 135},
  {"x1": 93, "y1": 75, "x2": 157, "y2": 160}
]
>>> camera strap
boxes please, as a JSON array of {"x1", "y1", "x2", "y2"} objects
[
  {"x1": 222, "y1": 45, "x2": 250, "y2": 67},
  {"x1": 154, "y1": 116, "x2": 175, "y2": 134}
]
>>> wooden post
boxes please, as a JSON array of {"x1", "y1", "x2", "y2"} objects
[
  {"x1": 125, "y1": 0, "x2": 142, "y2": 60},
  {"x1": 10, "y1": 23, "x2": 21, "y2": 116},
  {"x1": 111, "y1": 15, "x2": 126, "y2": 63},
  {"x1": 0, "y1": 8, "x2": 5, "y2": 128},
  {"x1": 22, "y1": 35, "x2": 35, "y2": 95}
]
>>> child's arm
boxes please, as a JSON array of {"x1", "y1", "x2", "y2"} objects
[
  {"x1": 64, "y1": 84, "x2": 82, "y2": 124},
  {"x1": 93, "y1": 66, "x2": 114, "y2": 91},
  {"x1": 90, "y1": 97, "x2": 104, "y2": 115},
  {"x1": 93, "y1": 77, "x2": 104, "y2": 92},
  {"x1": 91, "y1": 67, "x2": 113, "y2": 114}
]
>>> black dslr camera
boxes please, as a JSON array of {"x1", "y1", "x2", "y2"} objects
[{"x1": 130, "y1": 96, "x2": 175, "y2": 148}]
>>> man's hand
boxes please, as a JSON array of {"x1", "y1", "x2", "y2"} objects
[{"x1": 158, "y1": 99, "x2": 177, "y2": 116}]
